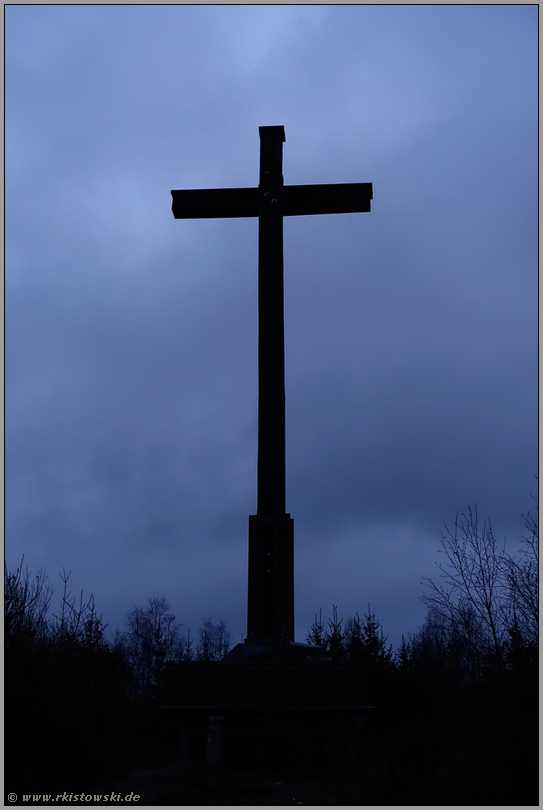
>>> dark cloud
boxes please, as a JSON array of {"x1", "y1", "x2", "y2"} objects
[{"x1": 6, "y1": 6, "x2": 537, "y2": 650}]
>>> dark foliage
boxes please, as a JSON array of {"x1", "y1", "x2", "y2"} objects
[
  {"x1": 4, "y1": 559, "x2": 234, "y2": 799},
  {"x1": 4, "y1": 561, "x2": 173, "y2": 795},
  {"x1": 381, "y1": 500, "x2": 538, "y2": 805},
  {"x1": 301, "y1": 495, "x2": 538, "y2": 805},
  {"x1": 5, "y1": 496, "x2": 537, "y2": 804},
  {"x1": 302, "y1": 600, "x2": 538, "y2": 804}
]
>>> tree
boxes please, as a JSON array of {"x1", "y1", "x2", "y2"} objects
[
  {"x1": 120, "y1": 596, "x2": 183, "y2": 695},
  {"x1": 306, "y1": 608, "x2": 327, "y2": 648},
  {"x1": 506, "y1": 507, "x2": 538, "y2": 645},
  {"x1": 400, "y1": 607, "x2": 478, "y2": 681},
  {"x1": 421, "y1": 505, "x2": 509, "y2": 665},
  {"x1": 52, "y1": 569, "x2": 107, "y2": 650},
  {"x1": 146, "y1": 595, "x2": 183, "y2": 684},
  {"x1": 305, "y1": 605, "x2": 346, "y2": 659},
  {"x1": 306, "y1": 605, "x2": 392, "y2": 665},
  {"x1": 346, "y1": 608, "x2": 393, "y2": 668},
  {"x1": 5, "y1": 559, "x2": 132, "y2": 791},
  {"x1": 5, "y1": 556, "x2": 52, "y2": 648},
  {"x1": 196, "y1": 616, "x2": 231, "y2": 660},
  {"x1": 326, "y1": 605, "x2": 346, "y2": 660}
]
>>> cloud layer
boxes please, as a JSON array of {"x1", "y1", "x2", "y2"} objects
[{"x1": 6, "y1": 6, "x2": 537, "y2": 649}]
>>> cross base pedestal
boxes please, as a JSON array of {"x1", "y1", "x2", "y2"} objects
[
  {"x1": 160, "y1": 656, "x2": 373, "y2": 776},
  {"x1": 247, "y1": 514, "x2": 294, "y2": 642}
]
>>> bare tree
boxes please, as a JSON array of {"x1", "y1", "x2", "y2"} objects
[
  {"x1": 506, "y1": 508, "x2": 538, "y2": 644},
  {"x1": 52, "y1": 570, "x2": 107, "y2": 648},
  {"x1": 5, "y1": 556, "x2": 53, "y2": 645},
  {"x1": 146, "y1": 595, "x2": 184, "y2": 682},
  {"x1": 422, "y1": 505, "x2": 509, "y2": 663},
  {"x1": 196, "y1": 616, "x2": 231, "y2": 660},
  {"x1": 181, "y1": 627, "x2": 196, "y2": 661},
  {"x1": 120, "y1": 596, "x2": 183, "y2": 695}
]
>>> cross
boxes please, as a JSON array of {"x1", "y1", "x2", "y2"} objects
[{"x1": 172, "y1": 126, "x2": 372, "y2": 643}]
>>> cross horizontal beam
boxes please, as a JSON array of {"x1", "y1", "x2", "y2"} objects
[
  {"x1": 172, "y1": 187, "x2": 259, "y2": 219},
  {"x1": 171, "y1": 182, "x2": 372, "y2": 220}
]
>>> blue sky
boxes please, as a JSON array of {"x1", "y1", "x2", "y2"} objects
[{"x1": 5, "y1": 5, "x2": 538, "y2": 650}]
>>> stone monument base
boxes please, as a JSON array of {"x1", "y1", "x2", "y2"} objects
[{"x1": 160, "y1": 641, "x2": 373, "y2": 773}]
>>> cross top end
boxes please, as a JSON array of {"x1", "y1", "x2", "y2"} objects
[{"x1": 259, "y1": 125, "x2": 286, "y2": 143}]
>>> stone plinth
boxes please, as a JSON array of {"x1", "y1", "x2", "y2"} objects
[{"x1": 160, "y1": 642, "x2": 373, "y2": 772}]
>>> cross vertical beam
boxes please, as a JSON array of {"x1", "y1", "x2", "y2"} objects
[
  {"x1": 257, "y1": 125, "x2": 286, "y2": 519},
  {"x1": 247, "y1": 126, "x2": 294, "y2": 642}
]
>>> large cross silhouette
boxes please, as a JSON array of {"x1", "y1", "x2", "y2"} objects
[{"x1": 172, "y1": 126, "x2": 372, "y2": 643}]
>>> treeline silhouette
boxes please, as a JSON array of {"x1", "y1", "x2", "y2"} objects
[
  {"x1": 4, "y1": 563, "x2": 230, "y2": 795},
  {"x1": 5, "y1": 499, "x2": 538, "y2": 804}
]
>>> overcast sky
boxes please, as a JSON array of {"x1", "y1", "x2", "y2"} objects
[{"x1": 5, "y1": 5, "x2": 538, "y2": 651}]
